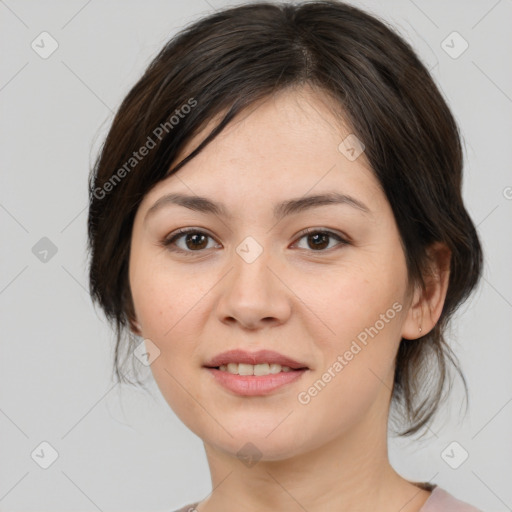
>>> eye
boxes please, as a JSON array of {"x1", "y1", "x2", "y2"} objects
[
  {"x1": 161, "y1": 227, "x2": 349, "y2": 254},
  {"x1": 293, "y1": 228, "x2": 348, "y2": 252},
  {"x1": 162, "y1": 228, "x2": 219, "y2": 253}
]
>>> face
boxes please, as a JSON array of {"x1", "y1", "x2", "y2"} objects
[{"x1": 128, "y1": 86, "x2": 416, "y2": 460}]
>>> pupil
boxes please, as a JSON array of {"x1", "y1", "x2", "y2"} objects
[
  {"x1": 187, "y1": 233, "x2": 207, "y2": 250},
  {"x1": 309, "y1": 233, "x2": 328, "y2": 250}
]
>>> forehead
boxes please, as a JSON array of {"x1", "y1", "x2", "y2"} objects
[
  {"x1": 141, "y1": 86, "x2": 383, "y2": 212},
  {"x1": 173, "y1": 86, "x2": 364, "y2": 168}
]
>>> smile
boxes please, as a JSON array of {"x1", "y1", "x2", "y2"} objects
[{"x1": 217, "y1": 362, "x2": 294, "y2": 375}]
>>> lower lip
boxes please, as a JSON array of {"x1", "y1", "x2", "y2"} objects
[{"x1": 204, "y1": 368, "x2": 308, "y2": 396}]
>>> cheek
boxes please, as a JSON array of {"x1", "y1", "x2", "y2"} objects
[
  {"x1": 129, "y1": 252, "x2": 207, "y2": 390},
  {"x1": 129, "y1": 241, "x2": 190, "y2": 339},
  {"x1": 129, "y1": 261, "x2": 207, "y2": 432},
  {"x1": 295, "y1": 288, "x2": 403, "y2": 443},
  {"x1": 298, "y1": 255, "x2": 406, "y2": 401},
  {"x1": 132, "y1": 277, "x2": 198, "y2": 352},
  {"x1": 301, "y1": 256, "x2": 406, "y2": 347}
]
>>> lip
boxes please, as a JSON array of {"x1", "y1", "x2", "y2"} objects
[
  {"x1": 203, "y1": 349, "x2": 310, "y2": 396},
  {"x1": 203, "y1": 349, "x2": 309, "y2": 370},
  {"x1": 205, "y1": 367, "x2": 308, "y2": 396}
]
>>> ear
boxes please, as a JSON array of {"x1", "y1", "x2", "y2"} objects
[
  {"x1": 401, "y1": 242, "x2": 451, "y2": 340},
  {"x1": 125, "y1": 292, "x2": 142, "y2": 336},
  {"x1": 128, "y1": 314, "x2": 143, "y2": 337}
]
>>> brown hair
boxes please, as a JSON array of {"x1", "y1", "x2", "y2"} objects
[{"x1": 87, "y1": 0, "x2": 483, "y2": 437}]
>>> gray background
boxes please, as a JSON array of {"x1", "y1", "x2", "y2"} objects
[{"x1": 1, "y1": 0, "x2": 511, "y2": 510}]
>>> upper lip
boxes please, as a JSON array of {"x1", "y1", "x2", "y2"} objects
[{"x1": 204, "y1": 349, "x2": 309, "y2": 370}]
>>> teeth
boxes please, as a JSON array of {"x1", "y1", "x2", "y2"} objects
[
  {"x1": 217, "y1": 363, "x2": 294, "y2": 375},
  {"x1": 270, "y1": 363, "x2": 285, "y2": 374},
  {"x1": 238, "y1": 363, "x2": 253, "y2": 376}
]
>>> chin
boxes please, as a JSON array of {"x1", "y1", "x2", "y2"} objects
[
  {"x1": 198, "y1": 420, "x2": 312, "y2": 461},
  {"x1": 208, "y1": 434, "x2": 308, "y2": 463}
]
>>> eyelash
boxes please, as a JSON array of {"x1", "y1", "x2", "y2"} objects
[{"x1": 161, "y1": 227, "x2": 349, "y2": 255}]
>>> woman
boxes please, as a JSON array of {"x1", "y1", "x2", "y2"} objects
[{"x1": 87, "y1": 1, "x2": 483, "y2": 510}]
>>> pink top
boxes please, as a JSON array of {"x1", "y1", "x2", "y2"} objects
[
  {"x1": 172, "y1": 485, "x2": 483, "y2": 512},
  {"x1": 419, "y1": 485, "x2": 482, "y2": 511}
]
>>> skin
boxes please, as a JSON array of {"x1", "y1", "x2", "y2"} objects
[{"x1": 128, "y1": 84, "x2": 451, "y2": 512}]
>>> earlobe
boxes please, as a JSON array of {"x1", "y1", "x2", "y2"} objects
[
  {"x1": 400, "y1": 242, "x2": 451, "y2": 340},
  {"x1": 128, "y1": 316, "x2": 142, "y2": 336},
  {"x1": 126, "y1": 294, "x2": 142, "y2": 336},
  {"x1": 401, "y1": 283, "x2": 424, "y2": 340}
]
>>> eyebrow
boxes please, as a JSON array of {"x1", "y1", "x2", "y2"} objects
[{"x1": 144, "y1": 191, "x2": 372, "y2": 222}]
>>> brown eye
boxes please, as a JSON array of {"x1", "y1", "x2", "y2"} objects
[
  {"x1": 163, "y1": 229, "x2": 218, "y2": 253},
  {"x1": 162, "y1": 227, "x2": 348, "y2": 255},
  {"x1": 294, "y1": 229, "x2": 348, "y2": 252}
]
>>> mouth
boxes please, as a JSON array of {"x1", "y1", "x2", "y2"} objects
[
  {"x1": 203, "y1": 348, "x2": 309, "y2": 371},
  {"x1": 203, "y1": 349, "x2": 310, "y2": 396},
  {"x1": 207, "y1": 362, "x2": 307, "y2": 375}
]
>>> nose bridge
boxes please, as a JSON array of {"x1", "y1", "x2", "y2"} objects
[
  {"x1": 231, "y1": 234, "x2": 275, "y2": 296},
  {"x1": 216, "y1": 234, "x2": 290, "y2": 327}
]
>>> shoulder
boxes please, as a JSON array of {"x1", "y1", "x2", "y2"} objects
[
  {"x1": 171, "y1": 502, "x2": 200, "y2": 512},
  {"x1": 420, "y1": 486, "x2": 483, "y2": 512}
]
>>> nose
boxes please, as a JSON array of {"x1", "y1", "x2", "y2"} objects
[{"x1": 215, "y1": 244, "x2": 292, "y2": 330}]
